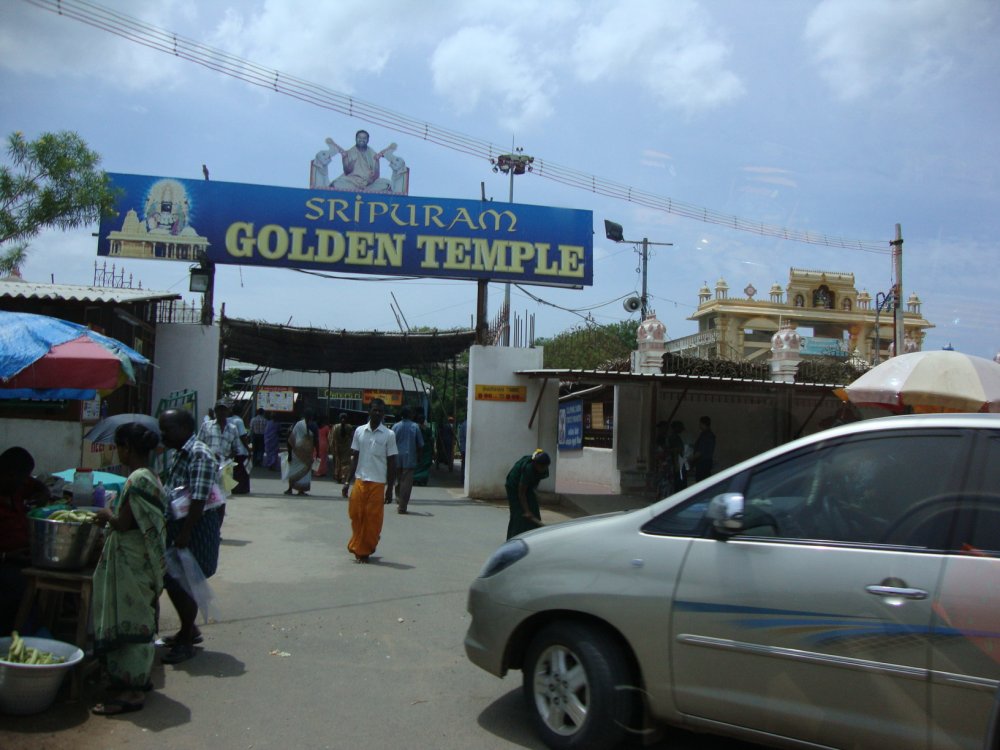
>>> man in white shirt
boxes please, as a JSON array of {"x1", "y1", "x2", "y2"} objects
[{"x1": 341, "y1": 399, "x2": 397, "y2": 563}]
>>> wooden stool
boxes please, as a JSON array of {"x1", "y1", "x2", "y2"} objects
[{"x1": 14, "y1": 566, "x2": 95, "y2": 698}]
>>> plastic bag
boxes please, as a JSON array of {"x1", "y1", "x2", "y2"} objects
[
  {"x1": 311, "y1": 457, "x2": 321, "y2": 472},
  {"x1": 165, "y1": 547, "x2": 220, "y2": 624},
  {"x1": 168, "y1": 485, "x2": 226, "y2": 520},
  {"x1": 279, "y1": 451, "x2": 290, "y2": 480},
  {"x1": 218, "y1": 460, "x2": 237, "y2": 494}
]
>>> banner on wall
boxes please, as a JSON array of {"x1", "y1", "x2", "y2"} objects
[
  {"x1": 362, "y1": 389, "x2": 402, "y2": 406},
  {"x1": 475, "y1": 384, "x2": 527, "y2": 402},
  {"x1": 98, "y1": 173, "x2": 594, "y2": 288},
  {"x1": 558, "y1": 399, "x2": 584, "y2": 451},
  {"x1": 258, "y1": 387, "x2": 295, "y2": 412}
]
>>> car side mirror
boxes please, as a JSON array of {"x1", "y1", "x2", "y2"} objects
[{"x1": 708, "y1": 492, "x2": 746, "y2": 537}]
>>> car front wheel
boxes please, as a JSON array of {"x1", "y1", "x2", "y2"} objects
[{"x1": 523, "y1": 621, "x2": 638, "y2": 750}]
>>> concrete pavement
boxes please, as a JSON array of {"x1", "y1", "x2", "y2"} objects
[{"x1": 0, "y1": 462, "x2": 648, "y2": 750}]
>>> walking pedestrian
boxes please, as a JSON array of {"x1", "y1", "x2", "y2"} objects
[
  {"x1": 437, "y1": 416, "x2": 455, "y2": 472},
  {"x1": 90, "y1": 422, "x2": 165, "y2": 715},
  {"x1": 412, "y1": 411, "x2": 433, "y2": 486},
  {"x1": 198, "y1": 401, "x2": 249, "y2": 504},
  {"x1": 341, "y1": 399, "x2": 397, "y2": 563},
  {"x1": 285, "y1": 408, "x2": 315, "y2": 496},
  {"x1": 249, "y1": 407, "x2": 267, "y2": 466},
  {"x1": 330, "y1": 413, "x2": 354, "y2": 482},
  {"x1": 391, "y1": 406, "x2": 423, "y2": 514},
  {"x1": 158, "y1": 408, "x2": 221, "y2": 664}
]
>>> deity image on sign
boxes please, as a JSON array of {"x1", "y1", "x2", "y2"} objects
[
  {"x1": 310, "y1": 130, "x2": 409, "y2": 195},
  {"x1": 143, "y1": 179, "x2": 197, "y2": 236},
  {"x1": 104, "y1": 178, "x2": 208, "y2": 261}
]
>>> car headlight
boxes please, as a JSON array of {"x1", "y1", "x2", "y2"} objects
[{"x1": 478, "y1": 539, "x2": 528, "y2": 578}]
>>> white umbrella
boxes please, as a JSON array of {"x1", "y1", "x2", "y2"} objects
[{"x1": 842, "y1": 350, "x2": 1000, "y2": 413}]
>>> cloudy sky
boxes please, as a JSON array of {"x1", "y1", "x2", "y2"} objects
[{"x1": 2, "y1": 0, "x2": 998, "y2": 358}]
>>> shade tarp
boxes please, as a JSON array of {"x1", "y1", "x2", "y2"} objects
[{"x1": 221, "y1": 317, "x2": 477, "y2": 373}]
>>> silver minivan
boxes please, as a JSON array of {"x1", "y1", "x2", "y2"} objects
[{"x1": 465, "y1": 414, "x2": 1000, "y2": 750}]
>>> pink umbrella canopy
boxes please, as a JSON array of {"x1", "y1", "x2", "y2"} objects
[
  {"x1": 843, "y1": 350, "x2": 1000, "y2": 413},
  {"x1": 3, "y1": 335, "x2": 128, "y2": 390},
  {"x1": 0, "y1": 311, "x2": 149, "y2": 400}
]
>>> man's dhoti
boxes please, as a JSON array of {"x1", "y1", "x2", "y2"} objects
[{"x1": 347, "y1": 480, "x2": 385, "y2": 559}]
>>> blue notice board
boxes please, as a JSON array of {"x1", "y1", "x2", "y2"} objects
[{"x1": 558, "y1": 400, "x2": 584, "y2": 451}]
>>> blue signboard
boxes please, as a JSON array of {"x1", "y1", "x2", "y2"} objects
[
  {"x1": 97, "y1": 173, "x2": 593, "y2": 288},
  {"x1": 800, "y1": 336, "x2": 847, "y2": 358},
  {"x1": 558, "y1": 399, "x2": 584, "y2": 451}
]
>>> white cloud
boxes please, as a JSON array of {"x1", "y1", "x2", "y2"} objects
[
  {"x1": 571, "y1": 0, "x2": 744, "y2": 114},
  {"x1": 0, "y1": 0, "x2": 200, "y2": 90},
  {"x1": 804, "y1": 0, "x2": 991, "y2": 101},
  {"x1": 430, "y1": 25, "x2": 554, "y2": 132}
]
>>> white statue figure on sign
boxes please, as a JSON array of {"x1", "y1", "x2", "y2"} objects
[{"x1": 310, "y1": 130, "x2": 408, "y2": 194}]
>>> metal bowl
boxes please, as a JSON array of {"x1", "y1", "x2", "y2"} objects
[
  {"x1": 0, "y1": 637, "x2": 84, "y2": 714},
  {"x1": 29, "y1": 511, "x2": 102, "y2": 570}
]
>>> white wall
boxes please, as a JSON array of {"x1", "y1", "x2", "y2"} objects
[
  {"x1": 557, "y1": 447, "x2": 615, "y2": 488},
  {"x1": 464, "y1": 345, "x2": 557, "y2": 500},
  {"x1": 0, "y1": 418, "x2": 81, "y2": 474},
  {"x1": 151, "y1": 323, "x2": 220, "y2": 420}
]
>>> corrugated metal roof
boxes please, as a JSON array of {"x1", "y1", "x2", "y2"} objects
[
  {"x1": 516, "y1": 368, "x2": 845, "y2": 389},
  {"x1": 226, "y1": 363, "x2": 432, "y2": 391},
  {"x1": 0, "y1": 278, "x2": 181, "y2": 304}
]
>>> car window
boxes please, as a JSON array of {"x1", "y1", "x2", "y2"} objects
[
  {"x1": 741, "y1": 433, "x2": 967, "y2": 546},
  {"x1": 642, "y1": 477, "x2": 738, "y2": 536},
  {"x1": 953, "y1": 432, "x2": 1000, "y2": 556}
]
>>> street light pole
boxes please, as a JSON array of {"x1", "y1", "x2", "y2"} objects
[
  {"x1": 604, "y1": 220, "x2": 671, "y2": 320},
  {"x1": 491, "y1": 149, "x2": 533, "y2": 346}
]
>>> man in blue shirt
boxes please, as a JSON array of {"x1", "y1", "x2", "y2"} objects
[{"x1": 391, "y1": 406, "x2": 424, "y2": 514}]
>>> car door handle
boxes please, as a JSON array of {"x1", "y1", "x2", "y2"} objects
[{"x1": 865, "y1": 585, "x2": 928, "y2": 600}]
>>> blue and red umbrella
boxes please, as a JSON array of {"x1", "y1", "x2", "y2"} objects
[{"x1": 0, "y1": 311, "x2": 150, "y2": 400}]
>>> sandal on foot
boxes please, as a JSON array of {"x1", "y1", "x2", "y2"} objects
[
  {"x1": 159, "y1": 632, "x2": 203, "y2": 647},
  {"x1": 161, "y1": 642, "x2": 197, "y2": 664},
  {"x1": 92, "y1": 699, "x2": 144, "y2": 716}
]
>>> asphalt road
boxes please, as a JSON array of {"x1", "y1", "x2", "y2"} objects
[{"x1": 1, "y1": 468, "x2": 762, "y2": 750}]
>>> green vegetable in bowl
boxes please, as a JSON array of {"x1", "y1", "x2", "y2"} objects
[
  {"x1": 2, "y1": 631, "x2": 66, "y2": 665},
  {"x1": 46, "y1": 509, "x2": 97, "y2": 523}
]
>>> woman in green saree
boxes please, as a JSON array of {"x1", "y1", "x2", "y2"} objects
[{"x1": 91, "y1": 422, "x2": 166, "y2": 716}]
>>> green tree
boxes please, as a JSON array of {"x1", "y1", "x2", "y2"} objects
[
  {"x1": 0, "y1": 130, "x2": 119, "y2": 248},
  {"x1": 399, "y1": 327, "x2": 470, "y2": 425},
  {"x1": 0, "y1": 242, "x2": 27, "y2": 276},
  {"x1": 536, "y1": 320, "x2": 638, "y2": 369}
]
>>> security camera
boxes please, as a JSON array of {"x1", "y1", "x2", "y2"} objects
[{"x1": 623, "y1": 297, "x2": 642, "y2": 313}]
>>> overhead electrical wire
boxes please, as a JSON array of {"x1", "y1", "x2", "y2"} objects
[{"x1": 28, "y1": 0, "x2": 893, "y2": 256}]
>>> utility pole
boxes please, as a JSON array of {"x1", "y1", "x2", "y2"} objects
[
  {"x1": 640, "y1": 238, "x2": 650, "y2": 319},
  {"x1": 604, "y1": 220, "x2": 671, "y2": 319},
  {"x1": 891, "y1": 223, "x2": 904, "y2": 357}
]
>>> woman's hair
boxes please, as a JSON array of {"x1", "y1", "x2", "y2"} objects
[
  {"x1": 114, "y1": 422, "x2": 160, "y2": 455},
  {"x1": 0, "y1": 446, "x2": 34, "y2": 475}
]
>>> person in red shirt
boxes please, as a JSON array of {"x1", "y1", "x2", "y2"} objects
[{"x1": 0, "y1": 447, "x2": 50, "y2": 635}]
